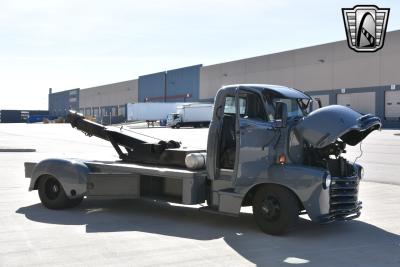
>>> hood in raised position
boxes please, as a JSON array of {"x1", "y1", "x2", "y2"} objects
[{"x1": 295, "y1": 105, "x2": 381, "y2": 148}]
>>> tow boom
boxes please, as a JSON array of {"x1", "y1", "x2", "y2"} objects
[{"x1": 68, "y1": 111, "x2": 203, "y2": 167}]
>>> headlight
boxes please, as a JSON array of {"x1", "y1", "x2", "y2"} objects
[{"x1": 323, "y1": 173, "x2": 332, "y2": 190}]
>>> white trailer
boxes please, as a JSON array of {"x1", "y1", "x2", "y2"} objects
[
  {"x1": 127, "y1": 103, "x2": 185, "y2": 122},
  {"x1": 167, "y1": 103, "x2": 213, "y2": 128}
]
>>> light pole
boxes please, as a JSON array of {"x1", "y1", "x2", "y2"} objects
[{"x1": 184, "y1": 93, "x2": 191, "y2": 102}]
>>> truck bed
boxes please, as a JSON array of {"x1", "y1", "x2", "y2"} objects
[
  {"x1": 85, "y1": 160, "x2": 207, "y2": 179},
  {"x1": 25, "y1": 159, "x2": 207, "y2": 179},
  {"x1": 25, "y1": 159, "x2": 208, "y2": 205}
]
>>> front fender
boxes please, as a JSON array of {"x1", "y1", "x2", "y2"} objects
[
  {"x1": 239, "y1": 164, "x2": 330, "y2": 221},
  {"x1": 268, "y1": 164, "x2": 330, "y2": 221},
  {"x1": 29, "y1": 158, "x2": 89, "y2": 198}
]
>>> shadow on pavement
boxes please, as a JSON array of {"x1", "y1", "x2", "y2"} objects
[{"x1": 17, "y1": 199, "x2": 400, "y2": 266}]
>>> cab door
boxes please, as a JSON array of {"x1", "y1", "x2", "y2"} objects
[{"x1": 235, "y1": 89, "x2": 277, "y2": 187}]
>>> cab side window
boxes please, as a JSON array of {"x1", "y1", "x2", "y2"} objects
[
  {"x1": 224, "y1": 96, "x2": 236, "y2": 114},
  {"x1": 239, "y1": 92, "x2": 267, "y2": 121}
]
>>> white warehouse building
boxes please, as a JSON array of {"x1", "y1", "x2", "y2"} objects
[{"x1": 49, "y1": 30, "x2": 400, "y2": 127}]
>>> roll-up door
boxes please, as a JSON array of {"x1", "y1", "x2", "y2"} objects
[
  {"x1": 385, "y1": 91, "x2": 400, "y2": 119},
  {"x1": 337, "y1": 92, "x2": 375, "y2": 114}
]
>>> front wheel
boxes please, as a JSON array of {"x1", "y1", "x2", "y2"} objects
[
  {"x1": 252, "y1": 185, "x2": 299, "y2": 235},
  {"x1": 38, "y1": 175, "x2": 83, "y2": 209}
]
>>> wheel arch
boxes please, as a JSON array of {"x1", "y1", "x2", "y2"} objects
[
  {"x1": 33, "y1": 173, "x2": 52, "y2": 190},
  {"x1": 29, "y1": 158, "x2": 89, "y2": 198},
  {"x1": 241, "y1": 182, "x2": 304, "y2": 211}
]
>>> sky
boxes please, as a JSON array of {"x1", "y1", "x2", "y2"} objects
[{"x1": 0, "y1": 0, "x2": 399, "y2": 109}]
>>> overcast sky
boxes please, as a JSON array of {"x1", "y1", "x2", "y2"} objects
[{"x1": 0, "y1": 0, "x2": 399, "y2": 109}]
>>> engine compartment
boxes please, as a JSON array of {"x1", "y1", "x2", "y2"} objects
[{"x1": 303, "y1": 140, "x2": 356, "y2": 177}]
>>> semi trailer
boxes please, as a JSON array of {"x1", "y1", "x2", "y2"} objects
[
  {"x1": 126, "y1": 102, "x2": 184, "y2": 125},
  {"x1": 24, "y1": 84, "x2": 381, "y2": 235}
]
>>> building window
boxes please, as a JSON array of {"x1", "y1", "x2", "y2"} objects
[
  {"x1": 70, "y1": 97, "x2": 77, "y2": 103},
  {"x1": 69, "y1": 90, "x2": 78, "y2": 96}
]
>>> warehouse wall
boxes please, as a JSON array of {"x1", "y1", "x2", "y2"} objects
[
  {"x1": 138, "y1": 72, "x2": 166, "y2": 102},
  {"x1": 80, "y1": 79, "x2": 138, "y2": 108},
  {"x1": 138, "y1": 65, "x2": 202, "y2": 102},
  {"x1": 166, "y1": 65, "x2": 201, "y2": 102},
  {"x1": 49, "y1": 88, "x2": 79, "y2": 117},
  {"x1": 51, "y1": 30, "x2": 400, "y2": 126},
  {"x1": 307, "y1": 84, "x2": 400, "y2": 128},
  {"x1": 199, "y1": 30, "x2": 400, "y2": 99},
  {"x1": 79, "y1": 79, "x2": 138, "y2": 124}
]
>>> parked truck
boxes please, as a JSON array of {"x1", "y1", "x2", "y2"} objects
[
  {"x1": 166, "y1": 103, "x2": 213, "y2": 128},
  {"x1": 24, "y1": 84, "x2": 381, "y2": 235}
]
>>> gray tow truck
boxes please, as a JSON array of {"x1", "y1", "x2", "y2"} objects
[{"x1": 24, "y1": 84, "x2": 381, "y2": 235}]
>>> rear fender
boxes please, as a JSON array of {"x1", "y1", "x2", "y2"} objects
[{"x1": 29, "y1": 158, "x2": 89, "y2": 198}]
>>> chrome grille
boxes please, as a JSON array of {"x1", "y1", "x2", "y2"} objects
[{"x1": 328, "y1": 175, "x2": 361, "y2": 220}]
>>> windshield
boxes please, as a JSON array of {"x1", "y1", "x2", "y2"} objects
[{"x1": 272, "y1": 98, "x2": 308, "y2": 118}]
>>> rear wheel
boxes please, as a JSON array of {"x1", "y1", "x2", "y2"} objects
[
  {"x1": 252, "y1": 185, "x2": 299, "y2": 235},
  {"x1": 38, "y1": 175, "x2": 83, "y2": 209}
]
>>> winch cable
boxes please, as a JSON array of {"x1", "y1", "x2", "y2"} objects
[
  {"x1": 353, "y1": 141, "x2": 363, "y2": 165},
  {"x1": 117, "y1": 125, "x2": 182, "y2": 148},
  {"x1": 117, "y1": 125, "x2": 164, "y2": 142}
]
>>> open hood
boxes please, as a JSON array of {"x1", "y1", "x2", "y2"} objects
[{"x1": 295, "y1": 105, "x2": 381, "y2": 148}]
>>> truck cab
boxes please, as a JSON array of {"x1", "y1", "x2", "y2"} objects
[
  {"x1": 166, "y1": 113, "x2": 181, "y2": 128},
  {"x1": 205, "y1": 84, "x2": 380, "y2": 233}
]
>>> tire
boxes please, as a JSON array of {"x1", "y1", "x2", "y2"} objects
[
  {"x1": 38, "y1": 175, "x2": 83, "y2": 210},
  {"x1": 175, "y1": 124, "x2": 181, "y2": 129},
  {"x1": 252, "y1": 184, "x2": 299, "y2": 235}
]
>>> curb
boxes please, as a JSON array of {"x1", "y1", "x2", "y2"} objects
[{"x1": 0, "y1": 148, "x2": 36, "y2": 152}]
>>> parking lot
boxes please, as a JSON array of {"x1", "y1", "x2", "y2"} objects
[{"x1": 0, "y1": 123, "x2": 400, "y2": 266}]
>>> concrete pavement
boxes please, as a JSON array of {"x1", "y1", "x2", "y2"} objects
[{"x1": 0, "y1": 123, "x2": 399, "y2": 266}]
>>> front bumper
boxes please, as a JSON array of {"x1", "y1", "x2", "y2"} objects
[{"x1": 320, "y1": 175, "x2": 362, "y2": 223}]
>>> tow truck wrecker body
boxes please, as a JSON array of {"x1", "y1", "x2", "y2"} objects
[{"x1": 24, "y1": 84, "x2": 381, "y2": 234}]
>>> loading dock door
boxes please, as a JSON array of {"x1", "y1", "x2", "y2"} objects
[
  {"x1": 385, "y1": 91, "x2": 400, "y2": 119},
  {"x1": 337, "y1": 92, "x2": 375, "y2": 114},
  {"x1": 312, "y1": 94, "x2": 329, "y2": 107}
]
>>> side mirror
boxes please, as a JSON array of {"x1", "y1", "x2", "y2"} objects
[{"x1": 275, "y1": 101, "x2": 288, "y2": 128}]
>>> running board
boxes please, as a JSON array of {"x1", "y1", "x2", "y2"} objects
[{"x1": 199, "y1": 206, "x2": 239, "y2": 217}]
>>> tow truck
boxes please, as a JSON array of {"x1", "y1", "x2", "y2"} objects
[{"x1": 24, "y1": 84, "x2": 381, "y2": 235}]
